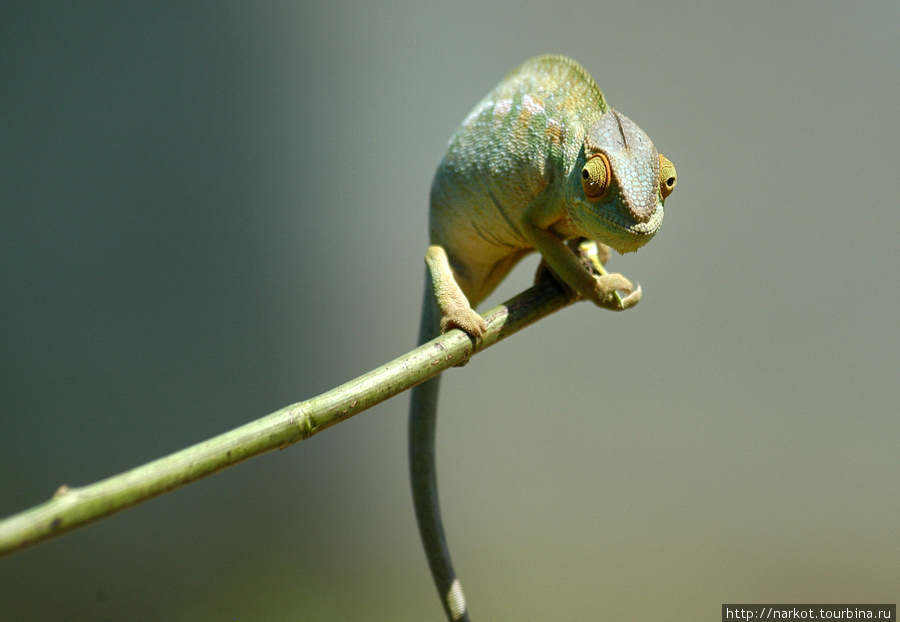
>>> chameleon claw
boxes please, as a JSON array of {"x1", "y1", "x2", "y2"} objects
[{"x1": 616, "y1": 283, "x2": 641, "y2": 310}]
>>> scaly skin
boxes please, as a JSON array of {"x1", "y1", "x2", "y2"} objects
[{"x1": 409, "y1": 55, "x2": 676, "y2": 621}]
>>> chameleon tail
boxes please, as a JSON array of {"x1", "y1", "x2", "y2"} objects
[{"x1": 409, "y1": 276, "x2": 472, "y2": 622}]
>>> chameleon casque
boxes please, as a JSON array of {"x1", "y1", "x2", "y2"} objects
[{"x1": 408, "y1": 55, "x2": 676, "y2": 621}]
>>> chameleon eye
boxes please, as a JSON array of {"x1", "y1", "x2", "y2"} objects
[
  {"x1": 581, "y1": 154, "x2": 610, "y2": 201},
  {"x1": 658, "y1": 153, "x2": 677, "y2": 199}
]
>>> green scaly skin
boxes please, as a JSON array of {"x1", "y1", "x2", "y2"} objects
[{"x1": 409, "y1": 55, "x2": 676, "y2": 621}]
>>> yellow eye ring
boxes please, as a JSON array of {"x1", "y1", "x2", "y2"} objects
[
  {"x1": 581, "y1": 153, "x2": 611, "y2": 201},
  {"x1": 658, "y1": 153, "x2": 676, "y2": 198}
]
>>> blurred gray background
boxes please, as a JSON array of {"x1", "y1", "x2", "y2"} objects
[{"x1": 2, "y1": 2, "x2": 897, "y2": 620}]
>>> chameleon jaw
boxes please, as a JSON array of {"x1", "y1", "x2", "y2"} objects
[{"x1": 573, "y1": 199, "x2": 663, "y2": 254}]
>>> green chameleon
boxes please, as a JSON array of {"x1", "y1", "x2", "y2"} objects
[{"x1": 408, "y1": 55, "x2": 676, "y2": 621}]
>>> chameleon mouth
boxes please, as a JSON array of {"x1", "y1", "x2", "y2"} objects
[{"x1": 589, "y1": 204, "x2": 664, "y2": 254}]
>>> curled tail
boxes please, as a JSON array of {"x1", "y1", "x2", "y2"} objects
[{"x1": 409, "y1": 275, "x2": 471, "y2": 622}]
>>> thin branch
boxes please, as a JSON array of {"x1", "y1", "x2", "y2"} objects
[{"x1": 0, "y1": 279, "x2": 576, "y2": 559}]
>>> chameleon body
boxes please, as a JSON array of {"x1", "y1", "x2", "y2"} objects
[{"x1": 409, "y1": 55, "x2": 676, "y2": 621}]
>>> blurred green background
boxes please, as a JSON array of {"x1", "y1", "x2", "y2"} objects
[{"x1": 2, "y1": 2, "x2": 898, "y2": 620}]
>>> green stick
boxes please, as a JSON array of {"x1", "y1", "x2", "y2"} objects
[{"x1": 0, "y1": 279, "x2": 576, "y2": 559}]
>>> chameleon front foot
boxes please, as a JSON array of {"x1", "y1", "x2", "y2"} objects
[
  {"x1": 535, "y1": 239, "x2": 641, "y2": 311},
  {"x1": 577, "y1": 239, "x2": 641, "y2": 311},
  {"x1": 592, "y1": 274, "x2": 641, "y2": 310}
]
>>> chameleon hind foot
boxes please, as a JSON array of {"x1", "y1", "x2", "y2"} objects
[
  {"x1": 439, "y1": 308, "x2": 487, "y2": 338},
  {"x1": 425, "y1": 245, "x2": 488, "y2": 338}
]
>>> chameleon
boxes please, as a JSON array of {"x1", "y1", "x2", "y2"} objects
[{"x1": 408, "y1": 55, "x2": 676, "y2": 621}]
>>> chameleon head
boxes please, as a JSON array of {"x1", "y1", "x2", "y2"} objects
[{"x1": 569, "y1": 109, "x2": 675, "y2": 254}]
